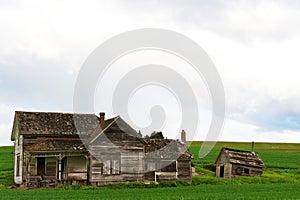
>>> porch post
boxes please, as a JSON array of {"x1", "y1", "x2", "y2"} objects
[
  {"x1": 58, "y1": 154, "x2": 62, "y2": 181},
  {"x1": 175, "y1": 161, "x2": 178, "y2": 179},
  {"x1": 85, "y1": 155, "x2": 89, "y2": 184}
]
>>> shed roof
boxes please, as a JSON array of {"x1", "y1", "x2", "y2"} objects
[{"x1": 215, "y1": 148, "x2": 265, "y2": 168}]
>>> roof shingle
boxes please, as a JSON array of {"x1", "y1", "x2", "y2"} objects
[
  {"x1": 12, "y1": 111, "x2": 100, "y2": 140},
  {"x1": 216, "y1": 148, "x2": 265, "y2": 168}
]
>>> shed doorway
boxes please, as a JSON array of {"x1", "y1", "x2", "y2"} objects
[{"x1": 220, "y1": 165, "x2": 224, "y2": 177}]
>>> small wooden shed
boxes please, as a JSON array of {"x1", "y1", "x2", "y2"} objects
[{"x1": 215, "y1": 148, "x2": 265, "y2": 178}]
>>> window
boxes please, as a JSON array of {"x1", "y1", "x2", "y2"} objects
[
  {"x1": 161, "y1": 161, "x2": 177, "y2": 172},
  {"x1": 102, "y1": 159, "x2": 120, "y2": 175},
  {"x1": 244, "y1": 168, "x2": 250, "y2": 174},
  {"x1": 147, "y1": 161, "x2": 156, "y2": 171},
  {"x1": 112, "y1": 160, "x2": 120, "y2": 175},
  {"x1": 18, "y1": 135, "x2": 23, "y2": 146},
  {"x1": 103, "y1": 160, "x2": 111, "y2": 175},
  {"x1": 235, "y1": 167, "x2": 243, "y2": 175},
  {"x1": 45, "y1": 158, "x2": 57, "y2": 176},
  {"x1": 16, "y1": 155, "x2": 20, "y2": 176}
]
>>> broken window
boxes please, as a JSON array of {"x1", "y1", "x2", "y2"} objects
[
  {"x1": 16, "y1": 154, "x2": 20, "y2": 176},
  {"x1": 147, "y1": 161, "x2": 156, "y2": 171},
  {"x1": 244, "y1": 168, "x2": 250, "y2": 174},
  {"x1": 161, "y1": 161, "x2": 177, "y2": 172},
  {"x1": 235, "y1": 167, "x2": 243, "y2": 175},
  {"x1": 102, "y1": 159, "x2": 120, "y2": 175},
  {"x1": 103, "y1": 160, "x2": 111, "y2": 175},
  {"x1": 111, "y1": 160, "x2": 120, "y2": 175}
]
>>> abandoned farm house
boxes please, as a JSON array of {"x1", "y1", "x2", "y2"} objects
[
  {"x1": 215, "y1": 147, "x2": 265, "y2": 178},
  {"x1": 11, "y1": 111, "x2": 193, "y2": 187}
]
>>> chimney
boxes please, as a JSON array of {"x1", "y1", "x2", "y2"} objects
[
  {"x1": 99, "y1": 112, "x2": 105, "y2": 123},
  {"x1": 251, "y1": 141, "x2": 255, "y2": 153},
  {"x1": 181, "y1": 130, "x2": 186, "y2": 143}
]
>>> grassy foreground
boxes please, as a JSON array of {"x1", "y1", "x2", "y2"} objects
[
  {"x1": 0, "y1": 142, "x2": 300, "y2": 199},
  {"x1": 1, "y1": 183, "x2": 300, "y2": 200}
]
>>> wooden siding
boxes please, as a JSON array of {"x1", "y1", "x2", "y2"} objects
[{"x1": 177, "y1": 160, "x2": 192, "y2": 181}]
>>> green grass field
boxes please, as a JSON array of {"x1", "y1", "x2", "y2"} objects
[
  {"x1": 0, "y1": 146, "x2": 14, "y2": 187},
  {"x1": 0, "y1": 142, "x2": 300, "y2": 199},
  {"x1": 189, "y1": 141, "x2": 300, "y2": 168}
]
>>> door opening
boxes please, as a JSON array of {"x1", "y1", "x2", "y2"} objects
[
  {"x1": 37, "y1": 157, "x2": 45, "y2": 176},
  {"x1": 220, "y1": 165, "x2": 224, "y2": 177}
]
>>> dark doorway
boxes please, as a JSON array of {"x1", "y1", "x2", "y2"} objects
[
  {"x1": 37, "y1": 157, "x2": 45, "y2": 176},
  {"x1": 61, "y1": 158, "x2": 66, "y2": 173},
  {"x1": 220, "y1": 165, "x2": 224, "y2": 177},
  {"x1": 60, "y1": 157, "x2": 67, "y2": 179}
]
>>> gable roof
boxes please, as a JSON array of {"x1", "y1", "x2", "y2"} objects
[
  {"x1": 144, "y1": 138, "x2": 193, "y2": 160},
  {"x1": 11, "y1": 111, "x2": 100, "y2": 141},
  {"x1": 215, "y1": 148, "x2": 265, "y2": 168},
  {"x1": 86, "y1": 116, "x2": 144, "y2": 144}
]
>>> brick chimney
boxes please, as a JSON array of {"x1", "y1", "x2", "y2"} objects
[
  {"x1": 99, "y1": 112, "x2": 105, "y2": 123},
  {"x1": 181, "y1": 130, "x2": 186, "y2": 143}
]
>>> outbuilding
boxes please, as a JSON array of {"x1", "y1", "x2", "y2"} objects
[{"x1": 215, "y1": 147, "x2": 265, "y2": 178}]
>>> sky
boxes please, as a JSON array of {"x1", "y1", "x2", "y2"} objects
[{"x1": 1, "y1": 0, "x2": 300, "y2": 145}]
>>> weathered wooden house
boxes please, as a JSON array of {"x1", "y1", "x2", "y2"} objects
[
  {"x1": 11, "y1": 111, "x2": 193, "y2": 187},
  {"x1": 215, "y1": 148, "x2": 265, "y2": 178}
]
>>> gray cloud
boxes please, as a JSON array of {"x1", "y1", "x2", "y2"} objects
[
  {"x1": 228, "y1": 98, "x2": 300, "y2": 132},
  {"x1": 0, "y1": 56, "x2": 75, "y2": 111},
  {"x1": 121, "y1": 0, "x2": 300, "y2": 42}
]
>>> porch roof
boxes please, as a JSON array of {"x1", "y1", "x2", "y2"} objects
[{"x1": 24, "y1": 138, "x2": 87, "y2": 152}]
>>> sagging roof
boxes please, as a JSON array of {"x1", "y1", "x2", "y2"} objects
[
  {"x1": 144, "y1": 138, "x2": 193, "y2": 160},
  {"x1": 24, "y1": 138, "x2": 86, "y2": 152},
  {"x1": 215, "y1": 147, "x2": 265, "y2": 168},
  {"x1": 11, "y1": 111, "x2": 100, "y2": 140},
  {"x1": 11, "y1": 110, "x2": 192, "y2": 161}
]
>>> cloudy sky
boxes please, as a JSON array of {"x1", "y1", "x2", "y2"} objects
[{"x1": 1, "y1": 0, "x2": 300, "y2": 145}]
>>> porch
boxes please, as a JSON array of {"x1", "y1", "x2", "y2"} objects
[{"x1": 25, "y1": 152, "x2": 88, "y2": 187}]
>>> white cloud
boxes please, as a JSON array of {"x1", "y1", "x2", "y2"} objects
[
  {"x1": 220, "y1": 118, "x2": 260, "y2": 142},
  {"x1": 0, "y1": 104, "x2": 41, "y2": 146},
  {"x1": 0, "y1": 123, "x2": 13, "y2": 146},
  {"x1": 0, "y1": 104, "x2": 15, "y2": 146}
]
